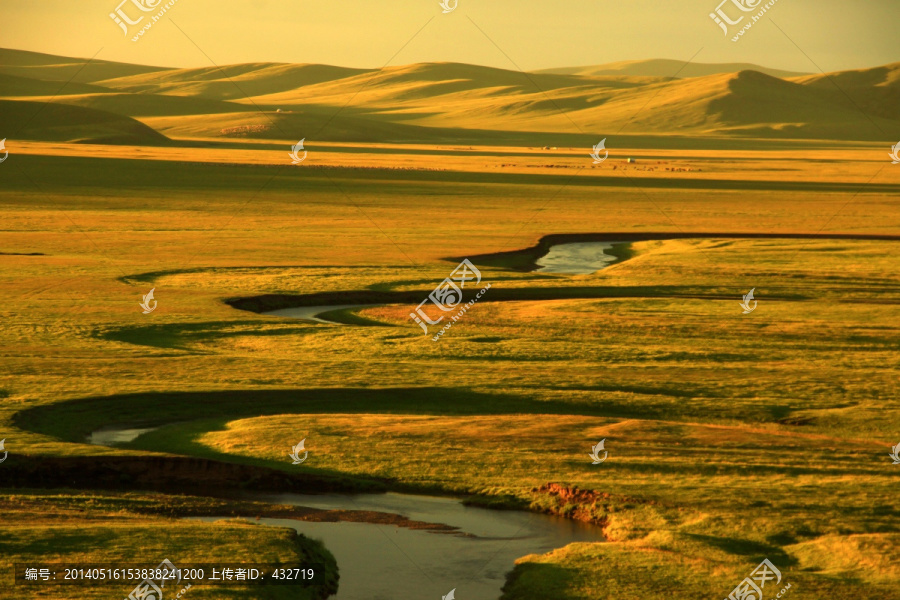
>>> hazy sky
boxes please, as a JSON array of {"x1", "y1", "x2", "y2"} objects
[{"x1": 3, "y1": 0, "x2": 898, "y2": 73}]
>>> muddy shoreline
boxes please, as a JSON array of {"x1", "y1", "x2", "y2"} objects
[
  {"x1": 1, "y1": 455, "x2": 619, "y2": 532},
  {"x1": 1, "y1": 454, "x2": 381, "y2": 495}
]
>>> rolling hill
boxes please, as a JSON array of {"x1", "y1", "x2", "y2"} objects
[
  {"x1": 0, "y1": 99, "x2": 170, "y2": 145},
  {"x1": 1, "y1": 48, "x2": 897, "y2": 142},
  {"x1": 791, "y1": 62, "x2": 900, "y2": 122},
  {"x1": 96, "y1": 63, "x2": 374, "y2": 100},
  {"x1": 0, "y1": 48, "x2": 170, "y2": 83},
  {"x1": 537, "y1": 59, "x2": 809, "y2": 79}
]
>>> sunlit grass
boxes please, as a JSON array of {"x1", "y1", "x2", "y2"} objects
[{"x1": 2, "y1": 147, "x2": 899, "y2": 599}]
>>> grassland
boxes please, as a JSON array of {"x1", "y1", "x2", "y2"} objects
[
  {"x1": 2, "y1": 137, "x2": 899, "y2": 599},
  {"x1": 2, "y1": 48, "x2": 900, "y2": 600}
]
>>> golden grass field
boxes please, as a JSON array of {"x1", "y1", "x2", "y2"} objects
[{"x1": 1, "y1": 47, "x2": 900, "y2": 599}]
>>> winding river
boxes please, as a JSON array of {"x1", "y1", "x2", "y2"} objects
[
  {"x1": 259, "y1": 242, "x2": 628, "y2": 325},
  {"x1": 202, "y1": 492, "x2": 601, "y2": 600},
  {"x1": 90, "y1": 426, "x2": 603, "y2": 600},
  {"x1": 89, "y1": 244, "x2": 621, "y2": 596}
]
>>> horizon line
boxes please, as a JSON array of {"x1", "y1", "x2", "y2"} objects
[{"x1": 0, "y1": 45, "x2": 853, "y2": 76}]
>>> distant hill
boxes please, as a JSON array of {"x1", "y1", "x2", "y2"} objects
[
  {"x1": 0, "y1": 48, "x2": 170, "y2": 83},
  {"x1": 537, "y1": 59, "x2": 808, "y2": 80},
  {"x1": 1, "y1": 48, "x2": 897, "y2": 142},
  {"x1": 790, "y1": 62, "x2": 900, "y2": 122},
  {"x1": 239, "y1": 62, "x2": 651, "y2": 108},
  {"x1": 0, "y1": 99, "x2": 170, "y2": 144},
  {"x1": 0, "y1": 73, "x2": 112, "y2": 97},
  {"x1": 25, "y1": 92, "x2": 252, "y2": 119},
  {"x1": 97, "y1": 63, "x2": 373, "y2": 101}
]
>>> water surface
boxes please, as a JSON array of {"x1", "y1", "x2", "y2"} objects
[
  {"x1": 537, "y1": 241, "x2": 627, "y2": 274},
  {"x1": 207, "y1": 491, "x2": 603, "y2": 600},
  {"x1": 88, "y1": 426, "x2": 159, "y2": 445},
  {"x1": 264, "y1": 304, "x2": 376, "y2": 324},
  {"x1": 88, "y1": 427, "x2": 603, "y2": 599}
]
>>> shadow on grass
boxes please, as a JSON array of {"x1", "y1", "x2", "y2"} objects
[
  {"x1": 227, "y1": 284, "x2": 806, "y2": 314},
  {"x1": 500, "y1": 562, "x2": 582, "y2": 600},
  {"x1": 95, "y1": 320, "x2": 319, "y2": 351},
  {"x1": 14, "y1": 388, "x2": 612, "y2": 444},
  {"x1": 16, "y1": 386, "x2": 850, "y2": 449},
  {"x1": 683, "y1": 533, "x2": 794, "y2": 563},
  {"x1": 0, "y1": 529, "x2": 108, "y2": 556},
  {"x1": 121, "y1": 416, "x2": 391, "y2": 489},
  {"x1": 14, "y1": 388, "x2": 880, "y2": 484}
]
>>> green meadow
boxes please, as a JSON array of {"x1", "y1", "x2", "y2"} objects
[{"x1": 2, "y1": 47, "x2": 900, "y2": 599}]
